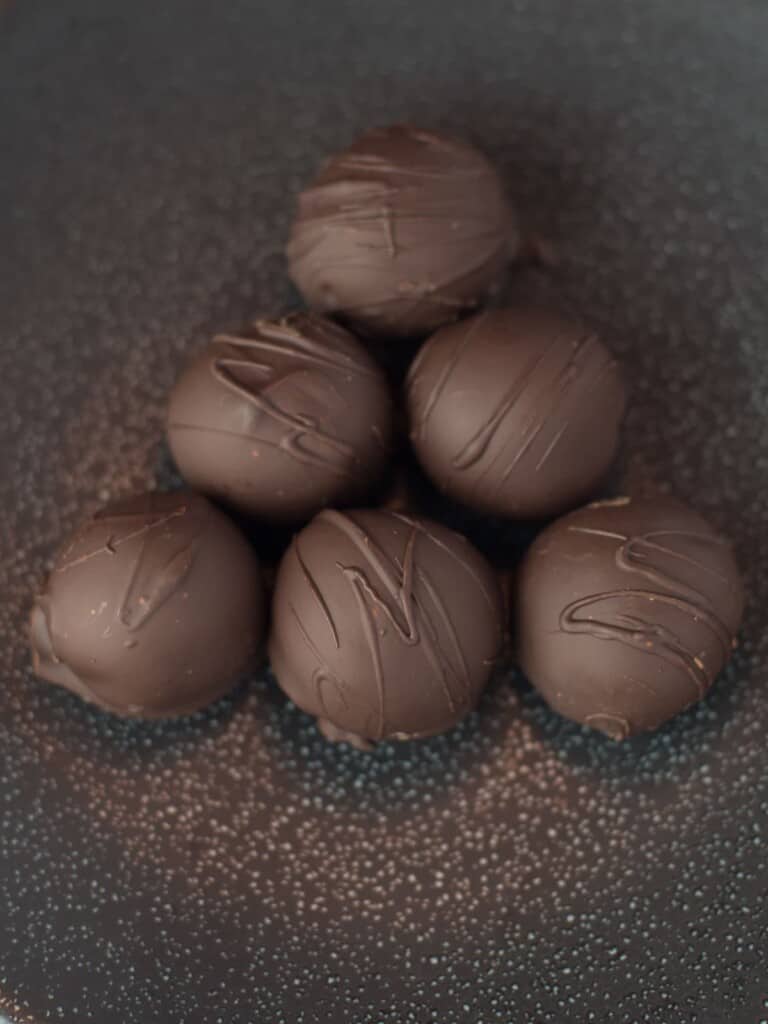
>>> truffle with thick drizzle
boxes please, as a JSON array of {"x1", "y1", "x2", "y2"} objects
[
  {"x1": 269, "y1": 508, "x2": 503, "y2": 748},
  {"x1": 406, "y1": 307, "x2": 627, "y2": 519},
  {"x1": 516, "y1": 496, "x2": 744, "y2": 739},
  {"x1": 167, "y1": 312, "x2": 393, "y2": 522},
  {"x1": 287, "y1": 124, "x2": 519, "y2": 340},
  {"x1": 29, "y1": 491, "x2": 265, "y2": 717}
]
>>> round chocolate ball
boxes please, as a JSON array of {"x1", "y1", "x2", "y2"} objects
[
  {"x1": 29, "y1": 491, "x2": 265, "y2": 717},
  {"x1": 269, "y1": 508, "x2": 503, "y2": 747},
  {"x1": 516, "y1": 496, "x2": 744, "y2": 739},
  {"x1": 287, "y1": 124, "x2": 519, "y2": 340},
  {"x1": 166, "y1": 313, "x2": 393, "y2": 523},
  {"x1": 406, "y1": 306, "x2": 627, "y2": 519}
]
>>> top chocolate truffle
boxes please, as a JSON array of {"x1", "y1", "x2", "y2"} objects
[
  {"x1": 167, "y1": 313, "x2": 393, "y2": 523},
  {"x1": 287, "y1": 124, "x2": 519, "y2": 340},
  {"x1": 406, "y1": 307, "x2": 626, "y2": 518},
  {"x1": 29, "y1": 491, "x2": 265, "y2": 717}
]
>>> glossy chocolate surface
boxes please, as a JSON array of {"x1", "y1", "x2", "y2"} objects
[
  {"x1": 517, "y1": 497, "x2": 744, "y2": 739},
  {"x1": 270, "y1": 508, "x2": 503, "y2": 745},
  {"x1": 30, "y1": 491, "x2": 265, "y2": 717},
  {"x1": 287, "y1": 124, "x2": 519, "y2": 340},
  {"x1": 167, "y1": 313, "x2": 393, "y2": 522},
  {"x1": 407, "y1": 307, "x2": 626, "y2": 518}
]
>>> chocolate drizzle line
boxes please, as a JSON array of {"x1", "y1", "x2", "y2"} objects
[
  {"x1": 389, "y1": 512, "x2": 499, "y2": 618},
  {"x1": 294, "y1": 539, "x2": 340, "y2": 649},
  {"x1": 449, "y1": 332, "x2": 614, "y2": 489},
  {"x1": 288, "y1": 602, "x2": 348, "y2": 722},
  {"x1": 171, "y1": 315, "x2": 379, "y2": 481},
  {"x1": 57, "y1": 502, "x2": 207, "y2": 633},
  {"x1": 206, "y1": 319, "x2": 372, "y2": 479},
  {"x1": 116, "y1": 515, "x2": 205, "y2": 633},
  {"x1": 56, "y1": 507, "x2": 187, "y2": 573},
  {"x1": 408, "y1": 312, "x2": 489, "y2": 442},
  {"x1": 318, "y1": 510, "x2": 475, "y2": 740},
  {"x1": 561, "y1": 527, "x2": 734, "y2": 700}
]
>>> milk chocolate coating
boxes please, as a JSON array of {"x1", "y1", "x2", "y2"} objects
[
  {"x1": 269, "y1": 508, "x2": 503, "y2": 746},
  {"x1": 516, "y1": 497, "x2": 744, "y2": 739},
  {"x1": 167, "y1": 313, "x2": 393, "y2": 523},
  {"x1": 406, "y1": 307, "x2": 627, "y2": 519},
  {"x1": 287, "y1": 124, "x2": 519, "y2": 340},
  {"x1": 29, "y1": 491, "x2": 265, "y2": 717}
]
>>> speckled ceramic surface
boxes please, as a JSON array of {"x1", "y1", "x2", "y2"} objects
[{"x1": 1, "y1": 1, "x2": 767, "y2": 1021}]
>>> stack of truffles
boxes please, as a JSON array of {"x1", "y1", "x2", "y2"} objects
[{"x1": 30, "y1": 125, "x2": 744, "y2": 748}]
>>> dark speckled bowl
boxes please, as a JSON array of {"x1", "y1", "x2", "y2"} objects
[{"x1": 1, "y1": 1, "x2": 767, "y2": 1022}]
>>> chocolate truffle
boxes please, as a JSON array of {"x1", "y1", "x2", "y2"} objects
[
  {"x1": 516, "y1": 496, "x2": 744, "y2": 739},
  {"x1": 29, "y1": 491, "x2": 265, "y2": 717},
  {"x1": 167, "y1": 313, "x2": 392, "y2": 523},
  {"x1": 406, "y1": 307, "x2": 627, "y2": 518},
  {"x1": 269, "y1": 508, "x2": 503, "y2": 748},
  {"x1": 287, "y1": 124, "x2": 519, "y2": 340}
]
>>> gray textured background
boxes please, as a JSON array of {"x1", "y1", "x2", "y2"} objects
[{"x1": 1, "y1": 1, "x2": 767, "y2": 1021}]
